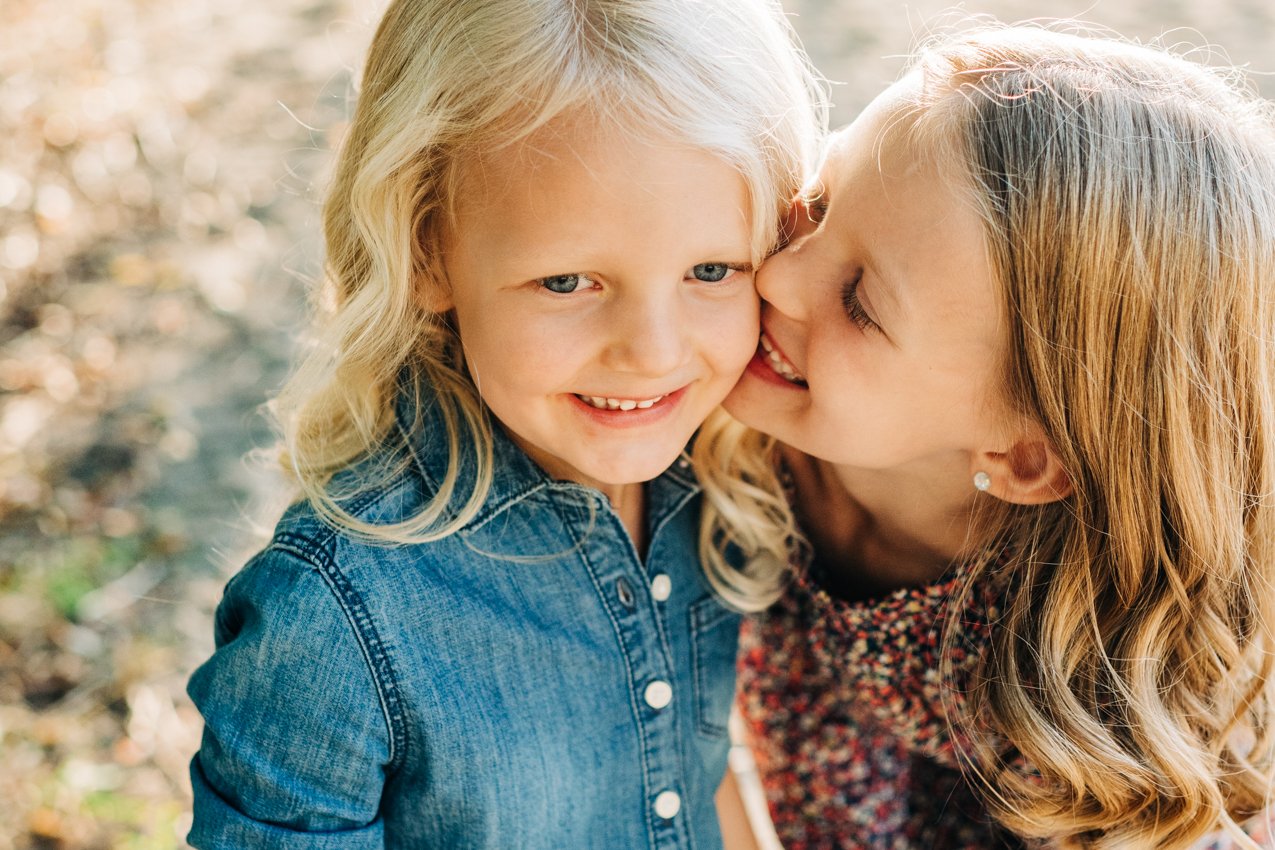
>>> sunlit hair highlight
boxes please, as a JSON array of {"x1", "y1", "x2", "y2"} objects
[
  {"x1": 271, "y1": 0, "x2": 824, "y2": 601},
  {"x1": 894, "y1": 23, "x2": 1275, "y2": 848}
]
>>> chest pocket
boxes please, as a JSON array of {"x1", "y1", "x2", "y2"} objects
[{"x1": 690, "y1": 596, "x2": 741, "y2": 738}]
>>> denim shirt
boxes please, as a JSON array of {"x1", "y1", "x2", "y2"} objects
[{"x1": 186, "y1": 390, "x2": 742, "y2": 849}]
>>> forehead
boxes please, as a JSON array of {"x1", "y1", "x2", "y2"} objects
[
  {"x1": 442, "y1": 114, "x2": 754, "y2": 271},
  {"x1": 825, "y1": 92, "x2": 974, "y2": 238},
  {"x1": 454, "y1": 116, "x2": 723, "y2": 216},
  {"x1": 821, "y1": 73, "x2": 938, "y2": 183},
  {"x1": 823, "y1": 80, "x2": 1000, "y2": 335}
]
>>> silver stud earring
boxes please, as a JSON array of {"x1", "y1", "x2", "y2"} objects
[{"x1": 973, "y1": 471, "x2": 992, "y2": 492}]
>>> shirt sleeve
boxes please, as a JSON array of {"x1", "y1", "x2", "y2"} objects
[{"x1": 186, "y1": 545, "x2": 394, "y2": 849}]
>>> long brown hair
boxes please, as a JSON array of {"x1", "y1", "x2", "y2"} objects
[{"x1": 905, "y1": 25, "x2": 1275, "y2": 847}]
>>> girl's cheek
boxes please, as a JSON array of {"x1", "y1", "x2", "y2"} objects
[{"x1": 695, "y1": 292, "x2": 757, "y2": 340}]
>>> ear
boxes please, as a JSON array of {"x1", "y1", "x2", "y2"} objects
[
  {"x1": 414, "y1": 241, "x2": 455, "y2": 314},
  {"x1": 414, "y1": 213, "x2": 455, "y2": 314},
  {"x1": 973, "y1": 439, "x2": 1073, "y2": 505},
  {"x1": 416, "y1": 271, "x2": 453, "y2": 314}
]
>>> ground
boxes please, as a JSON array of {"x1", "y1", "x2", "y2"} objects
[{"x1": 1, "y1": 0, "x2": 1272, "y2": 847}]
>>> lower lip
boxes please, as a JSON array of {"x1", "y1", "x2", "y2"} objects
[
  {"x1": 568, "y1": 387, "x2": 688, "y2": 428},
  {"x1": 744, "y1": 349, "x2": 808, "y2": 390}
]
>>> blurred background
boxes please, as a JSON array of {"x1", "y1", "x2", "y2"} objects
[{"x1": 1, "y1": 0, "x2": 1272, "y2": 846}]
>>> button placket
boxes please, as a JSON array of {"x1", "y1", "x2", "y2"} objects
[{"x1": 578, "y1": 491, "x2": 691, "y2": 844}]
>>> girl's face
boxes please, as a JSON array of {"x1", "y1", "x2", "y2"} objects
[
  {"x1": 725, "y1": 80, "x2": 1010, "y2": 475},
  {"x1": 440, "y1": 118, "x2": 759, "y2": 492}
]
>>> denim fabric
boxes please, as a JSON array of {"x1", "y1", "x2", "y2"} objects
[{"x1": 187, "y1": 388, "x2": 741, "y2": 849}]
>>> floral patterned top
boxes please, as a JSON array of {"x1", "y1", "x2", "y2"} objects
[
  {"x1": 737, "y1": 548, "x2": 1264, "y2": 849},
  {"x1": 736, "y1": 548, "x2": 1022, "y2": 850}
]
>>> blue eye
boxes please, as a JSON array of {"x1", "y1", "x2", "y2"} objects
[
  {"x1": 539, "y1": 273, "x2": 590, "y2": 293},
  {"x1": 689, "y1": 263, "x2": 743, "y2": 283}
]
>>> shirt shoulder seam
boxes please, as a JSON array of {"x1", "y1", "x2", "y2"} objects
[{"x1": 269, "y1": 530, "x2": 411, "y2": 775}]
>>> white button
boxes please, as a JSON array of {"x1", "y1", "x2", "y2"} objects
[
  {"x1": 677, "y1": 456, "x2": 690, "y2": 468},
  {"x1": 650, "y1": 574, "x2": 671, "y2": 602},
  {"x1": 644, "y1": 680, "x2": 673, "y2": 710},
  {"x1": 654, "y1": 790, "x2": 682, "y2": 819}
]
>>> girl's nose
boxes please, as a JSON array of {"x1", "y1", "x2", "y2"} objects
[
  {"x1": 601, "y1": 290, "x2": 691, "y2": 377},
  {"x1": 756, "y1": 200, "x2": 821, "y2": 320}
]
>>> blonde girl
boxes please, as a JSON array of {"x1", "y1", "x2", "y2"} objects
[
  {"x1": 185, "y1": 0, "x2": 822, "y2": 846},
  {"x1": 712, "y1": 23, "x2": 1275, "y2": 850}
]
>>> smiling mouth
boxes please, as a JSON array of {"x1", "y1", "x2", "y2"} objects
[
  {"x1": 759, "y1": 332, "x2": 807, "y2": 385},
  {"x1": 574, "y1": 393, "x2": 667, "y2": 411}
]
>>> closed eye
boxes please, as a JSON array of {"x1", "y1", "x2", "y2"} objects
[
  {"x1": 841, "y1": 273, "x2": 880, "y2": 334},
  {"x1": 773, "y1": 187, "x2": 827, "y2": 255},
  {"x1": 805, "y1": 196, "x2": 828, "y2": 224}
]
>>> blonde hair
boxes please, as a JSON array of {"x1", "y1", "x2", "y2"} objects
[
  {"x1": 271, "y1": 0, "x2": 824, "y2": 589},
  {"x1": 896, "y1": 24, "x2": 1275, "y2": 848}
]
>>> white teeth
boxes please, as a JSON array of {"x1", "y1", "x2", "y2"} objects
[
  {"x1": 576, "y1": 393, "x2": 667, "y2": 411},
  {"x1": 759, "y1": 333, "x2": 806, "y2": 384}
]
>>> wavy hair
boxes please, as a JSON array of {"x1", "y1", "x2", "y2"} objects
[
  {"x1": 897, "y1": 24, "x2": 1275, "y2": 848},
  {"x1": 271, "y1": 0, "x2": 824, "y2": 600}
]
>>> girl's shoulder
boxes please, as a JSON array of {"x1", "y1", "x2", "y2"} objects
[
  {"x1": 259, "y1": 450, "x2": 433, "y2": 563},
  {"x1": 246, "y1": 414, "x2": 592, "y2": 603},
  {"x1": 232, "y1": 442, "x2": 478, "y2": 619}
]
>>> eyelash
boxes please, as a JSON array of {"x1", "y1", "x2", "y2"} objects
[
  {"x1": 806, "y1": 196, "x2": 829, "y2": 223},
  {"x1": 841, "y1": 273, "x2": 879, "y2": 334},
  {"x1": 773, "y1": 193, "x2": 828, "y2": 256}
]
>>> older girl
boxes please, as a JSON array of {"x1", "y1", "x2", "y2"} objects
[{"x1": 706, "y1": 24, "x2": 1275, "y2": 850}]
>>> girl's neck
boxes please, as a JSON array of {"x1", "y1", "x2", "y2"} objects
[
  {"x1": 782, "y1": 446, "x2": 981, "y2": 599},
  {"x1": 505, "y1": 426, "x2": 649, "y2": 558},
  {"x1": 601, "y1": 482, "x2": 648, "y2": 560}
]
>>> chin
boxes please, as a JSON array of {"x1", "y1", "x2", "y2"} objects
[{"x1": 581, "y1": 451, "x2": 683, "y2": 488}]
